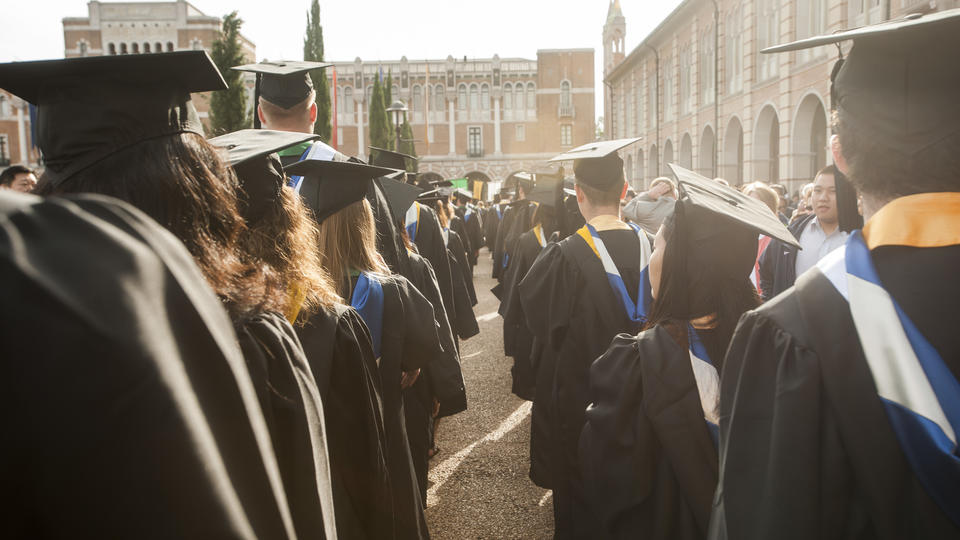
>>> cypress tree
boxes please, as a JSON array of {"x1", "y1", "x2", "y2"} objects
[
  {"x1": 209, "y1": 11, "x2": 250, "y2": 135},
  {"x1": 369, "y1": 77, "x2": 390, "y2": 150},
  {"x1": 303, "y1": 0, "x2": 331, "y2": 141},
  {"x1": 399, "y1": 120, "x2": 417, "y2": 170},
  {"x1": 385, "y1": 70, "x2": 395, "y2": 148}
]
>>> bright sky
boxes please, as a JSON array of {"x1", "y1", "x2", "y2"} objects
[{"x1": 0, "y1": 0, "x2": 683, "y2": 119}]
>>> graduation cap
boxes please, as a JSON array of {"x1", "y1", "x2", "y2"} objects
[
  {"x1": 369, "y1": 147, "x2": 418, "y2": 171},
  {"x1": 208, "y1": 129, "x2": 318, "y2": 224},
  {"x1": 380, "y1": 175, "x2": 424, "y2": 218},
  {"x1": 762, "y1": 9, "x2": 960, "y2": 155},
  {"x1": 416, "y1": 188, "x2": 446, "y2": 204},
  {"x1": 284, "y1": 158, "x2": 395, "y2": 224},
  {"x1": 0, "y1": 51, "x2": 226, "y2": 186},
  {"x1": 670, "y1": 163, "x2": 799, "y2": 248},
  {"x1": 454, "y1": 188, "x2": 474, "y2": 202},
  {"x1": 549, "y1": 138, "x2": 641, "y2": 190},
  {"x1": 525, "y1": 176, "x2": 562, "y2": 208},
  {"x1": 233, "y1": 60, "x2": 331, "y2": 128}
]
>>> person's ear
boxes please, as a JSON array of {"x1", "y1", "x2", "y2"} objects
[
  {"x1": 575, "y1": 183, "x2": 586, "y2": 205},
  {"x1": 620, "y1": 181, "x2": 628, "y2": 200},
  {"x1": 309, "y1": 102, "x2": 318, "y2": 123},
  {"x1": 830, "y1": 134, "x2": 850, "y2": 175},
  {"x1": 257, "y1": 105, "x2": 266, "y2": 125}
]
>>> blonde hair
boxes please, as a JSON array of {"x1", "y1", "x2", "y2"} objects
[
  {"x1": 742, "y1": 181, "x2": 780, "y2": 214},
  {"x1": 317, "y1": 198, "x2": 389, "y2": 297},
  {"x1": 433, "y1": 200, "x2": 451, "y2": 228}
]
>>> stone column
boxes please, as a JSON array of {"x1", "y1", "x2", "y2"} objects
[
  {"x1": 493, "y1": 97, "x2": 502, "y2": 156},
  {"x1": 357, "y1": 100, "x2": 365, "y2": 160},
  {"x1": 16, "y1": 102, "x2": 28, "y2": 165},
  {"x1": 448, "y1": 98, "x2": 456, "y2": 156}
]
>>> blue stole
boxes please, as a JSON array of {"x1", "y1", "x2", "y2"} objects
[
  {"x1": 287, "y1": 140, "x2": 337, "y2": 192},
  {"x1": 818, "y1": 231, "x2": 960, "y2": 526},
  {"x1": 404, "y1": 202, "x2": 420, "y2": 243},
  {"x1": 575, "y1": 221, "x2": 652, "y2": 322},
  {"x1": 687, "y1": 326, "x2": 720, "y2": 447},
  {"x1": 350, "y1": 272, "x2": 385, "y2": 359},
  {"x1": 495, "y1": 205, "x2": 503, "y2": 220}
]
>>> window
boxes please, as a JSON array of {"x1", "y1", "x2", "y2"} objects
[
  {"x1": 725, "y1": 6, "x2": 743, "y2": 93},
  {"x1": 412, "y1": 85, "x2": 422, "y2": 112},
  {"x1": 458, "y1": 84, "x2": 467, "y2": 110},
  {"x1": 108, "y1": 43, "x2": 116, "y2": 55},
  {"x1": 428, "y1": 125, "x2": 435, "y2": 143},
  {"x1": 515, "y1": 84, "x2": 525, "y2": 112},
  {"x1": 191, "y1": 38, "x2": 203, "y2": 51},
  {"x1": 626, "y1": 79, "x2": 635, "y2": 136},
  {"x1": 155, "y1": 42, "x2": 162, "y2": 53},
  {"x1": 132, "y1": 42, "x2": 139, "y2": 54},
  {"x1": 143, "y1": 42, "x2": 151, "y2": 53},
  {"x1": 638, "y1": 77, "x2": 645, "y2": 132},
  {"x1": 467, "y1": 126, "x2": 483, "y2": 157},
  {"x1": 526, "y1": 82, "x2": 535, "y2": 110},
  {"x1": 120, "y1": 43, "x2": 128, "y2": 54},
  {"x1": 757, "y1": 0, "x2": 780, "y2": 81},
  {"x1": 680, "y1": 44, "x2": 692, "y2": 115},
  {"x1": 336, "y1": 127, "x2": 343, "y2": 144},
  {"x1": 648, "y1": 64, "x2": 657, "y2": 127},
  {"x1": 481, "y1": 83, "x2": 490, "y2": 111},
  {"x1": 344, "y1": 87, "x2": 354, "y2": 122},
  {"x1": 797, "y1": 0, "x2": 827, "y2": 63},
  {"x1": 560, "y1": 125, "x2": 573, "y2": 146},
  {"x1": 434, "y1": 85, "x2": 445, "y2": 120},
  {"x1": 0, "y1": 96, "x2": 10, "y2": 117},
  {"x1": 469, "y1": 84, "x2": 479, "y2": 111},
  {"x1": 166, "y1": 42, "x2": 174, "y2": 52},
  {"x1": 516, "y1": 124, "x2": 525, "y2": 141},
  {"x1": 851, "y1": 0, "x2": 883, "y2": 27},
  {"x1": 78, "y1": 41, "x2": 89, "y2": 56},
  {"x1": 560, "y1": 80, "x2": 571, "y2": 108},
  {"x1": 504, "y1": 83, "x2": 513, "y2": 111},
  {"x1": 700, "y1": 27, "x2": 716, "y2": 104},
  {"x1": 663, "y1": 56, "x2": 674, "y2": 120},
  {"x1": 0, "y1": 134, "x2": 9, "y2": 165}
]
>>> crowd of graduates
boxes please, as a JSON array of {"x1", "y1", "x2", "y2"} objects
[{"x1": 2, "y1": 8, "x2": 960, "y2": 540}]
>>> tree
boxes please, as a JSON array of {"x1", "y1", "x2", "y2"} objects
[
  {"x1": 369, "y1": 77, "x2": 390, "y2": 150},
  {"x1": 384, "y1": 70, "x2": 395, "y2": 149},
  {"x1": 398, "y1": 120, "x2": 417, "y2": 169},
  {"x1": 595, "y1": 116, "x2": 605, "y2": 140},
  {"x1": 209, "y1": 11, "x2": 250, "y2": 135},
  {"x1": 303, "y1": 0, "x2": 331, "y2": 141}
]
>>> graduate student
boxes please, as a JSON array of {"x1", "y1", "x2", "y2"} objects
[
  {"x1": 211, "y1": 129, "x2": 341, "y2": 540},
  {"x1": 454, "y1": 188, "x2": 484, "y2": 268},
  {"x1": 518, "y1": 138, "x2": 647, "y2": 537},
  {"x1": 579, "y1": 165, "x2": 798, "y2": 540},
  {"x1": 289, "y1": 158, "x2": 445, "y2": 540},
  {"x1": 0, "y1": 51, "x2": 312, "y2": 537},
  {"x1": 710, "y1": 10, "x2": 960, "y2": 539},
  {"x1": 499, "y1": 176, "x2": 562, "y2": 402}
]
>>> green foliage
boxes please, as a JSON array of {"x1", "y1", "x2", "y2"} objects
[
  {"x1": 385, "y1": 70, "x2": 394, "y2": 148},
  {"x1": 399, "y1": 120, "x2": 417, "y2": 167},
  {"x1": 303, "y1": 0, "x2": 331, "y2": 141},
  {"x1": 369, "y1": 77, "x2": 390, "y2": 150},
  {"x1": 209, "y1": 11, "x2": 250, "y2": 135}
]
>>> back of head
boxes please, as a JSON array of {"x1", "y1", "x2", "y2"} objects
[
  {"x1": 574, "y1": 154, "x2": 625, "y2": 207},
  {"x1": 259, "y1": 92, "x2": 316, "y2": 131},
  {"x1": 742, "y1": 181, "x2": 780, "y2": 214},
  {"x1": 316, "y1": 199, "x2": 387, "y2": 296}
]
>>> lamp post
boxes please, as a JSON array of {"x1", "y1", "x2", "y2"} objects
[{"x1": 386, "y1": 99, "x2": 408, "y2": 153}]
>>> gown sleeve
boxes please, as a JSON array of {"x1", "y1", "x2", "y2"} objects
[
  {"x1": 396, "y1": 275, "x2": 444, "y2": 372},
  {"x1": 518, "y1": 242, "x2": 577, "y2": 346}
]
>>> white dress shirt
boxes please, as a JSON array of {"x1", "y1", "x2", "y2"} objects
[{"x1": 795, "y1": 217, "x2": 848, "y2": 278}]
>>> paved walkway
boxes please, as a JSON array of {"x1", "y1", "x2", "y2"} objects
[{"x1": 426, "y1": 249, "x2": 553, "y2": 539}]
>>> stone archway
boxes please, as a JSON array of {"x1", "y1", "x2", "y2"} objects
[
  {"x1": 662, "y1": 139, "x2": 674, "y2": 177},
  {"x1": 723, "y1": 116, "x2": 744, "y2": 185},
  {"x1": 647, "y1": 144, "x2": 658, "y2": 183},
  {"x1": 700, "y1": 125, "x2": 716, "y2": 178},
  {"x1": 636, "y1": 148, "x2": 645, "y2": 188},
  {"x1": 752, "y1": 104, "x2": 780, "y2": 183},
  {"x1": 679, "y1": 132, "x2": 693, "y2": 169},
  {"x1": 792, "y1": 92, "x2": 828, "y2": 184}
]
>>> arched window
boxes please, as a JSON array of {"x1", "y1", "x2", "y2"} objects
[
  {"x1": 434, "y1": 84, "x2": 445, "y2": 119},
  {"x1": 108, "y1": 43, "x2": 116, "y2": 55},
  {"x1": 515, "y1": 84, "x2": 525, "y2": 111},
  {"x1": 166, "y1": 42, "x2": 174, "y2": 52},
  {"x1": 458, "y1": 84, "x2": 467, "y2": 110},
  {"x1": 526, "y1": 82, "x2": 536, "y2": 109},
  {"x1": 120, "y1": 43, "x2": 128, "y2": 54},
  {"x1": 336, "y1": 87, "x2": 344, "y2": 114},
  {"x1": 131, "y1": 42, "x2": 139, "y2": 54},
  {"x1": 481, "y1": 83, "x2": 490, "y2": 110},
  {"x1": 700, "y1": 27, "x2": 716, "y2": 104},
  {"x1": 412, "y1": 85, "x2": 422, "y2": 112},
  {"x1": 504, "y1": 83, "x2": 513, "y2": 110},
  {"x1": 390, "y1": 84, "x2": 399, "y2": 103},
  {"x1": 365, "y1": 86, "x2": 373, "y2": 105},
  {"x1": 469, "y1": 84, "x2": 479, "y2": 111},
  {"x1": 560, "y1": 80, "x2": 571, "y2": 109},
  {"x1": 0, "y1": 96, "x2": 10, "y2": 117},
  {"x1": 344, "y1": 87, "x2": 354, "y2": 121},
  {"x1": 78, "y1": 41, "x2": 89, "y2": 57},
  {"x1": 143, "y1": 42, "x2": 150, "y2": 53},
  {"x1": 155, "y1": 42, "x2": 162, "y2": 53}
]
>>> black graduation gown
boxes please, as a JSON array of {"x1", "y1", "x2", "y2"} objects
[
  {"x1": 492, "y1": 203, "x2": 518, "y2": 280},
  {"x1": 351, "y1": 274, "x2": 443, "y2": 540},
  {"x1": 237, "y1": 311, "x2": 338, "y2": 540},
  {"x1": 296, "y1": 304, "x2": 395, "y2": 540},
  {"x1": 483, "y1": 205, "x2": 502, "y2": 251},
  {"x1": 447, "y1": 241, "x2": 481, "y2": 340},
  {"x1": 580, "y1": 327, "x2": 718, "y2": 540},
  {"x1": 449, "y1": 214, "x2": 471, "y2": 262},
  {"x1": 493, "y1": 201, "x2": 538, "y2": 288},
  {"x1": 447, "y1": 228, "x2": 477, "y2": 306},
  {"x1": 369, "y1": 178, "x2": 412, "y2": 277},
  {"x1": 519, "y1": 227, "x2": 645, "y2": 538},
  {"x1": 411, "y1": 205, "x2": 457, "y2": 340},
  {"x1": 1, "y1": 193, "x2": 297, "y2": 539},
  {"x1": 458, "y1": 206, "x2": 484, "y2": 267},
  {"x1": 499, "y1": 229, "x2": 546, "y2": 400},
  {"x1": 709, "y1": 245, "x2": 960, "y2": 540},
  {"x1": 402, "y1": 253, "x2": 467, "y2": 503}
]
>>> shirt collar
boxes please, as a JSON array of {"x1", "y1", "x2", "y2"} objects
[
  {"x1": 863, "y1": 192, "x2": 960, "y2": 249},
  {"x1": 588, "y1": 214, "x2": 631, "y2": 232}
]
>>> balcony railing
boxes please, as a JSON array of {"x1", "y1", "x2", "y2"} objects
[
  {"x1": 558, "y1": 104, "x2": 575, "y2": 118},
  {"x1": 466, "y1": 148, "x2": 484, "y2": 158}
]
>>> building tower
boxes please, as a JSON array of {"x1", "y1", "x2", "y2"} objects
[{"x1": 602, "y1": 0, "x2": 625, "y2": 138}]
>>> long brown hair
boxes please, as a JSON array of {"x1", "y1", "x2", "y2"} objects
[
  {"x1": 317, "y1": 198, "x2": 389, "y2": 297},
  {"x1": 37, "y1": 132, "x2": 269, "y2": 321},
  {"x1": 238, "y1": 185, "x2": 342, "y2": 317}
]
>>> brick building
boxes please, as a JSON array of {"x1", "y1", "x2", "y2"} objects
[
  {"x1": 603, "y1": 0, "x2": 958, "y2": 192},
  {"x1": 0, "y1": 91, "x2": 37, "y2": 167},
  {"x1": 326, "y1": 50, "x2": 594, "y2": 184}
]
